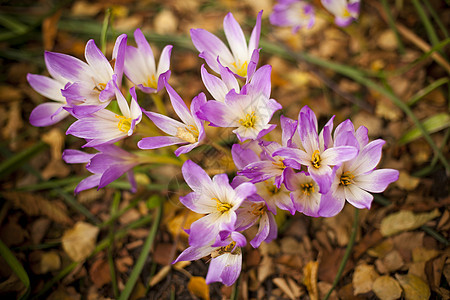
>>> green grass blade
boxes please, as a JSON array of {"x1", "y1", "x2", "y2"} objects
[
  {"x1": 14, "y1": 176, "x2": 85, "y2": 192},
  {"x1": 381, "y1": 0, "x2": 405, "y2": 54},
  {"x1": 119, "y1": 201, "x2": 163, "y2": 300},
  {"x1": 0, "y1": 141, "x2": 48, "y2": 179},
  {"x1": 100, "y1": 8, "x2": 111, "y2": 53},
  {"x1": 0, "y1": 239, "x2": 30, "y2": 298},
  {"x1": 408, "y1": 77, "x2": 449, "y2": 106},
  {"x1": 399, "y1": 113, "x2": 450, "y2": 145},
  {"x1": 412, "y1": 0, "x2": 441, "y2": 49},
  {"x1": 0, "y1": 13, "x2": 28, "y2": 34}
]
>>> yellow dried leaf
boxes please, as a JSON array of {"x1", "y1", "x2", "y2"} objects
[
  {"x1": 367, "y1": 239, "x2": 394, "y2": 258},
  {"x1": 40, "y1": 251, "x2": 61, "y2": 273},
  {"x1": 380, "y1": 209, "x2": 440, "y2": 237},
  {"x1": 395, "y1": 274, "x2": 430, "y2": 300},
  {"x1": 188, "y1": 276, "x2": 210, "y2": 300},
  {"x1": 412, "y1": 247, "x2": 439, "y2": 262},
  {"x1": 372, "y1": 275, "x2": 402, "y2": 300},
  {"x1": 303, "y1": 261, "x2": 319, "y2": 300},
  {"x1": 396, "y1": 171, "x2": 420, "y2": 191},
  {"x1": 62, "y1": 222, "x2": 99, "y2": 262},
  {"x1": 352, "y1": 264, "x2": 379, "y2": 295},
  {"x1": 41, "y1": 128, "x2": 70, "y2": 179}
]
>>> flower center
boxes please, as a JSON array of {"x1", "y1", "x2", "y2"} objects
[
  {"x1": 272, "y1": 157, "x2": 286, "y2": 170},
  {"x1": 300, "y1": 182, "x2": 315, "y2": 196},
  {"x1": 231, "y1": 60, "x2": 248, "y2": 77},
  {"x1": 116, "y1": 115, "x2": 132, "y2": 133},
  {"x1": 340, "y1": 171, "x2": 354, "y2": 186},
  {"x1": 94, "y1": 82, "x2": 107, "y2": 92},
  {"x1": 250, "y1": 203, "x2": 267, "y2": 216},
  {"x1": 311, "y1": 150, "x2": 321, "y2": 169},
  {"x1": 214, "y1": 198, "x2": 232, "y2": 213},
  {"x1": 265, "y1": 182, "x2": 280, "y2": 195},
  {"x1": 342, "y1": 8, "x2": 351, "y2": 18},
  {"x1": 144, "y1": 74, "x2": 158, "y2": 89},
  {"x1": 239, "y1": 112, "x2": 256, "y2": 128},
  {"x1": 176, "y1": 125, "x2": 199, "y2": 144},
  {"x1": 211, "y1": 241, "x2": 240, "y2": 258}
]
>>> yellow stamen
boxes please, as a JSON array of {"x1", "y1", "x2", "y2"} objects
[
  {"x1": 250, "y1": 203, "x2": 267, "y2": 216},
  {"x1": 272, "y1": 158, "x2": 286, "y2": 170},
  {"x1": 116, "y1": 115, "x2": 132, "y2": 133},
  {"x1": 300, "y1": 182, "x2": 315, "y2": 196},
  {"x1": 94, "y1": 82, "x2": 107, "y2": 92},
  {"x1": 342, "y1": 8, "x2": 351, "y2": 18},
  {"x1": 176, "y1": 125, "x2": 199, "y2": 144},
  {"x1": 231, "y1": 60, "x2": 248, "y2": 77},
  {"x1": 239, "y1": 112, "x2": 256, "y2": 128},
  {"x1": 340, "y1": 171, "x2": 354, "y2": 186},
  {"x1": 211, "y1": 241, "x2": 240, "y2": 258},
  {"x1": 144, "y1": 74, "x2": 158, "y2": 89},
  {"x1": 214, "y1": 197, "x2": 232, "y2": 213},
  {"x1": 311, "y1": 150, "x2": 321, "y2": 169}
]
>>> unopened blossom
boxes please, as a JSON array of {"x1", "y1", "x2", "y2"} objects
[
  {"x1": 46, "y1": 34, "x2": 127, "y2": 116},
  {"x1": 66, "y1": 83, "x2": 142, "y2": 147},
  {"x1": 173, "y1": 231, "x2": 246, "y2": 286},
  {"x1": 191, "y1": 11, "x2": 262, "y2": 79},
  {"x1": 201, "y1": 63, "x2": 240, "y2": 102},
  {"x1": 321, "y1": 0, "x2": 360, "y2": 27},
  {"x1": 270, "y1": 0, "x2": 315, "y2": 33},
  {"x1": 273, "y1": 106, "x2": 357, "y2": 194},
  {"x1": 198, "y1": 65, "x2": 282, "y2": 142},
  {"x1": 179, "y1": 160, "x2": 256, "y2": 247},
  {"x1": 137, "y1": 81, "x2": 206, "y2": 156},
  {"x1": 124, "y1": 28, "x2": 172, "y2": 93},
  {"x1": 62, "y1": 144, "x2": 140, "y2": 193},
  {"x1": 318, "y1": 124, "x2": 399, "y2": 216}
]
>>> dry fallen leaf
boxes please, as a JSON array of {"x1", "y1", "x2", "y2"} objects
[
  {"x1": 411, "y1": 247, "x2": 439, "y2": 263},
  {"x1": 375, "y1": 250, "x2": 404, "y2": 273},
  {"x1": 62, "y1": 222, "x2": 100, "y2": 262},
  {"x1": 188, "y1": 276, "x2": 210, "y2": 300},
  {"x1": 273, "y1": 277, "x2": 296, "y2": 300},
  {"x1": 395, "y1": 171, "x2": 420, "y2": 191},
  {"x1": 303, "y1": 261, "x2": 319, "y2": 300},
  {"x1": 41, "y1": 128, "x2": 70, "y2": 179},
  {"x1": 395, "y1": 273, "x2": 430, "y2": 300},
  {"x1": 372, "y1": 275, "x2": 402, "y2": 300},
  {"x1": 352, "y1": 263, "x2": 379, "y2": 295},
  {"x1": 40, "y1": 251, "x2": 61, "y2": 274},
  {"x1": 89, "y1": 259, "x2": 111, "y2": 288},
  {"x1": 380, "y1": 209, "x2": 440, "y2": 236}
]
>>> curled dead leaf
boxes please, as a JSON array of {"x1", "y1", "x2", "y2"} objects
[
  {"x1": 352, "y1": 263, "x2": 379, "y2": 295},
  {"x1": 303, "y1": 261, "x2": 319, "y2": 300},
  {"x1": 188, "y1": 276, "x2": 210, "y2": 300}
]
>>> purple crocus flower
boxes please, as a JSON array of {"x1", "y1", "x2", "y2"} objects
[
  {"x1": 137, "y1": 81, "x2": 206, "y2": 156},
  {"x1": 253, "y1": 178, "x2": 295, "y2": 215},
  {"x1": 179, "y1": 160, "x2": 256, "y2": 247},
  {"x1": 273, "y1": 106, "x2": 357, "y2": 194},
  {"x1": 270, "y1": 0, "x2": 315, "y2": 33},
  {"x1": 62, "y1": 144, "x2": 140, "y2": 193},
  {"x1": 173, "y1": 230, "x2": 246, "y2": 286},
  {"x1": 27, "y1": 60, "x2": 70, "y2": 127},
  {"x1": 124, "y1": 28, "x2": 172, "y2": 94},
  {"x1": 198, "y1": 65, "x2": 282, "y2": 142},
  {"x1": 235, "y1": 198, "x2": 277, "y2": 248},
  {"x1": 321, "y1": 0, "x2": 360, "y2": 27},
  {"x1": 318, "y1": 124, "x2": 399, "y2": 217},
  {"x1": 190, "y1": 11, "x2": 262, "y2": 79},
  {"x1": 284, "y1": 168, "x2": 325, "y2": 217},
  {"x1": 46, "y1": 34, "x2": 127, "y2": 115},
  {"x1": 66, "y1": 84, "x2": 142, "y2": 148}
]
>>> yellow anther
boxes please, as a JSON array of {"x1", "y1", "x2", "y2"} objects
[
  {"x1": 272, "y1": 158, "x2": 286, "y2": 170},
  {"x1": 211, "y1": 241, "x2": 240, "y2": 258},
  {"x1": 176, "y1": 125, "x2": 199, "y2": 144},
  {"x1": 250, "y1": 203, "x2": 267, "y2": 216},
  {"x1": 300, "y1": 182, "x2": 315, "y2": 196},
  {"x1": 264, "y1": 181, "x2": 280, "y2": 195},
  {"x1": 115, "y1": 115, "x2": 132, "y2": 133},
  {"x1": 311, "y1": 150, "x2": 321, "y2": 169},
  {"x1": 340, "y1": 171, "x2": 354, "y2": 186},
  {"x1": 214, "y1": 197, "x2": 232, "y2": 213},
  {"x1": 144, "y1": 74, "x2": 158, "y2": 89},
  {"x1": 95, "y1": 82, "x2": 107, "y2": 92},
  {"x1": 239, "y1": 112, "x2": 256, "y2": 128},
  {"x1": 342, "y1": 8, "x2": 351, "y2": 18},
  {"x1": 231, "y1": 60, "x2": 248, "y2": 77}
]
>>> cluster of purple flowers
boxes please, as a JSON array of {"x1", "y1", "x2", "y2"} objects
[
  {"x1": 270, "y1": 0, "x2": 360, "y2": 31},
  {"x1": 28, "y1": 10, "x2": 397, "y2": 286}
]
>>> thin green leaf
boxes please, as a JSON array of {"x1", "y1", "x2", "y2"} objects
[
  {"x1": 399, "y1": 113, "x2": 450, "y2": 145},
  {"x1": 0, "y1": 239, "x2": 30, "y2": 297},
  {"x1": 412, "y1": 0, "x2": 441, "y2": 50},
  {"x1": 381, "y1": 0, "x2": 405, "y2": 54},
  {"x1": 423, "y1": 0, "x2": 449, "y2": 38},
  {"x1": 0, "y1": 13, "x2": 28, "y2": 34},
  {"x1": 100, "y1": 8, "x2": 111, "y2": 53},
  {"x1": 14, "y1": 176, "x2": 85, "y2": 192},
  {"x1": 0, "y1": 141, "x2": 48, "y2": 179},
  {"x1": 119, "y1": 201, "x2": 163, "y2": 300},
  {"x1": 408, "y1": 77, "x2": 449, "y2": 106}
]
